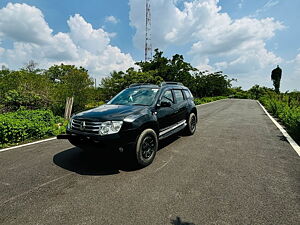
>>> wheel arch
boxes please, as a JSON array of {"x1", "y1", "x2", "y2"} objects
[
  {"x1": 138, "y1": 121, "x2": 159, "y2": 136},
  {"x1": 190, "y1": 107, "x2": 198, "y2": 121}
]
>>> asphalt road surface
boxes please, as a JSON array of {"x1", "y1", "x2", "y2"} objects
[{"x1": 0, "y1": 99, "x2": 299, "y2": 225}]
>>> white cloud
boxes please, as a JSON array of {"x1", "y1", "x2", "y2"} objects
[
  {"x1": 0, "y1": 3, "x2": 52, "y2": 45},
  {"x1": 252, "y1": 0, "x2": 280, "y2": 17},
  {"x1": 68, "y1": 14, "x2": 110, "y2": 54},
  {"x1": 105, "y1": 16, "x2": 119, "y2": 24},
  {"x1": 129, "y1": 0, "x2": 287, "y2": 89},
  {"x1": 0, "y1": 3, "x2": 135, "y2": 79}
]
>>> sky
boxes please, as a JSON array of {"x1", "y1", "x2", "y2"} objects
[{"x1": 0, "y1": 0, "x2": 299, "y2": 91}]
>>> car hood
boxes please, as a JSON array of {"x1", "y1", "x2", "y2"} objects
[{"x1": 73, "y1": 104, "x2": 147, "y2": 121}]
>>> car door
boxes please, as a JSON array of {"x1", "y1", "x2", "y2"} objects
[
  {"x1": 172, "y1": 89, "x2": 188, "y2": 123},
  {"x1": 156, "y1": 89, "x2": 177, "y2": 130}
]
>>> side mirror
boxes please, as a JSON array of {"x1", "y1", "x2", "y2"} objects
[{"x1": 160, "y1": 101, "x2": 171, "y2": 107}]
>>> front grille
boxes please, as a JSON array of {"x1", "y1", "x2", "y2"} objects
[{"x1": 71, "y1": 119, "x2": 101, "y2": 134}]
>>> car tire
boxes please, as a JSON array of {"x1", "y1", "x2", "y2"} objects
[
  {"x1": 135, "y1": 128, "x2": 158, "y2": 167},
  {"x1": 185, "y1": 112, "x2": 197, "y2": 135}
]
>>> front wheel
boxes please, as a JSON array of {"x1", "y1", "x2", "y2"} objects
[
  {"x1": 135, "y1": 129, "x2": 158, "y2": 167},
  {"x1": 185, "y1": 112, "x2": 197, "y2": 135}
]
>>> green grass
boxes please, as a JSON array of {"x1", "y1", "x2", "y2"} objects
[
  {"x1": 194, "y1": 96, "x2": 227, "y2": 105},
  {"x1": 259, "y1": 93, "x2": 300, "y2": 144}
]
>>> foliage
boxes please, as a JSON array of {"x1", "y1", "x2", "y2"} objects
[
  {"x1": 136, "y1": 49, "x2": 197, "y2": 88},
  {"x1": 0, "y1": 110, "x2": 67, "y2": 148},
  {"x1": 47, "y1": 64, "x2": 94, "y2": 115},
  {"x1": 192, "y1": 71, "x2": 234, "y2": 97},
  {"x1": 100, "y1": 68, "x2": 163, "y2": 100},
  {"x1": 259, "y1": 92, "x2": 300, "y2": 143},
  {"x1": 104, "y1": 49, "x2": 234, "y2": 99},
  {"x1": 194, "y1": 96, "x2": 227, "y2": 105},
  {"x1": 85, "y1": 101, "x2": 105, "y2": 110},
  {"x1": 0, "y1": 70, "x2": 52, "y2": 112},
  {"x1": 228, "y1": 85, "x2": 275, "y2": 99}
]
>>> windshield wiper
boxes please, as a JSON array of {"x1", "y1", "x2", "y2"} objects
[{"x1": 131, "y1": 103, "x2": 148, "y2": 106}]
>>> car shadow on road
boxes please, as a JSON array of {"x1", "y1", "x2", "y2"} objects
[
  {"x1": 53, "y1": 147, "x2": 132, "y2": 176},
  {"x1": 53, "y1": 135, "x2": 181, "y2": 176}
]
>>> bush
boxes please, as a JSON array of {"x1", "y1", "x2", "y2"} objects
[
  {"x1": 194, "y1": 96, "x2": 227, "y2": 105},
  {"x1": 0, "y1": 109, "x2": 66, "y2": 147},
  {"x1": 259, "y1": 93, "x2": 300, "y2": 143},
  {"x1": 85, "y1": 101, "x2": 105, "y2": 110},
  {"x1": 231, "y1": 91, "x2": 250, "y2": 99}
]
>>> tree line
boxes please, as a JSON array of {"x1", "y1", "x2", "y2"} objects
[{"x1": 0, "y1": 49, "x2": 235, "y2": 116}]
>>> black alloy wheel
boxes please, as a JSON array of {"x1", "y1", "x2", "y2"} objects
[
  {"x1": 135, "y1": 129, "x2": 158, "y2": 167},
  {"x1": 141, "y1": 136, "x2": 156, "y2": 160},
  {"x1": 186, "y1": 113, "x2": 197, "y2": 135}
]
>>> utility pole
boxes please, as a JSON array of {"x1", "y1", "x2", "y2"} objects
[{"x1": 145, "y1": 0, "x2": 152, "y2": 62}]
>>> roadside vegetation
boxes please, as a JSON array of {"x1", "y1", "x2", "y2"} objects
[
  {"x1": 0, "y1": 50, "x2": 298, "y2": 147},
  {"x1": 0, "y1": 109, "x2": 67, "y2": 148},
  {"x1": 230, "y1": 85, "x2": 300, "y2": 143}
]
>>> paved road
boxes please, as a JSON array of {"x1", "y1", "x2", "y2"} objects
[{"x1": 0, "y1": 99, "x2": 299, "y2": 225}]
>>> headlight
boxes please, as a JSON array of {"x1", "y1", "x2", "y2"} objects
[
  {"x1": 67, "y1": 118, "x2": 73, "y2": 130},
  {"x1": 99, "y1": 121, "x2": 123, "y2": 136}
]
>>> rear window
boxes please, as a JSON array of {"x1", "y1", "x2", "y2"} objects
[
  {"x1": 183, "y1": 89, "x2": 194, "y2": 99},
  {"x1": 173, "y1": 90, "x2": 185, "y2": 103}
]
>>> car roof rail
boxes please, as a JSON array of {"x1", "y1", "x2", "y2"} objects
[
  {"x1": 160, "y1": 81, "x2": 183, "y2": 86},
  {"x1": 129, "y1": 83, "x2": 155, "y2": 88}
]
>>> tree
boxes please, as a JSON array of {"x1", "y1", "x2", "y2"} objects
[
  {"x1": 0, "y1": 70, "x2": 52, "y2": 111},
  {"x1": 45, "y1": 63, "x2": 88, "y2": 82},
  {"x1": 193, "y1": 71, "x2": 234, "y2": 97},
  {"x1": 136, "y1": 49, "x2": 197, "y2": 88},
  {"x1": 100, "y1": 68, "x2": 163, "y2": 100},
  {"x1": 22, "y1": 60, "x2": 42, "y2": 73},
  {"x1": 47, "y1": 64, "x2": 94, "y2": 115},
  {"x1": 271, "y1": 65, "x2": 282, "y2": 93}
]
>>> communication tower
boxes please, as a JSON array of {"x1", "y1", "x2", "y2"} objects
[{"x1": 145, "y1": 0, "x2": 152, "y2": 61}]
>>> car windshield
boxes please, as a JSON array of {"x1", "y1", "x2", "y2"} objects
[{"x1": 108, "y1": 88, "x2": 159, "y2": 106}]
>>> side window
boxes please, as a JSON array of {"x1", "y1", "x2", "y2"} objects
[
  {"x1": 161, "y1": 90, "x2": 174, "y2": 104},
  {"x1": 173, "y1": 90, "x2": 185, "y2": 103},
  {"x1": 183, "y1": 89, "x2": 194, "y2": 99}
]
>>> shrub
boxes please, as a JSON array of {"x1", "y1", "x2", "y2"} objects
[
  {"x1": 259, "y1": 93, "x2": 300, "y2": 143},
  {"x1": 0, "y1": 109, "x2": 66, "y2": 147},
  {"x1": 231, "y1": 91, "x2": 250, "y2": 99},
  {"x1": 194, "y1": 96, "x2": 227, "y2": 105},
  {"x1": 85, "y1": 101, "x2": 105, "y2": 110}
]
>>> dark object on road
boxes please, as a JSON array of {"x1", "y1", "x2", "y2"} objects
[
  {"x1": 271, "y1": 65, "x2": 282, "y2": 93},
  {"x1": 57, "y1": 82, "x2": 197, "y2": 167},
  {"x1": 171, "y1": 216, "x2": 195, "y2": 225}
]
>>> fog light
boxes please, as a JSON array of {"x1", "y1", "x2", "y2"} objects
[{"x1": 118, "y1": 147, "x2": 124, "y2": 153}]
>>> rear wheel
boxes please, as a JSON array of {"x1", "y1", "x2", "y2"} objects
[
  {"x1": 135, "y1": 129, "x2": 158, "y2": 167},
  {"x1": 185, "y1": 112, "x2": 197, "y2": 135}
]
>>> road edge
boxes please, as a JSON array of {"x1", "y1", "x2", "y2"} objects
[
  {"x1": 257, "y1": 100, "x2": 300, "y2": 157},
  {"x1": 0, "y1": 137, "x2": 57, "y2": 153}
]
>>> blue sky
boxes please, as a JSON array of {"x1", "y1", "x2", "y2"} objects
[{"x1": 0, "y1": 0, "x2": 299, "y2": 91}]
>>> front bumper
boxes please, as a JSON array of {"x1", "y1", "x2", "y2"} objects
[{"x1": 57, "y1": 128, "x2": 139, "y2": 148}]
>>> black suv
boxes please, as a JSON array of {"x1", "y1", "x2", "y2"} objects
[{"x1": 58, "y1": 82, "x2": 197, "y2": 167}]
